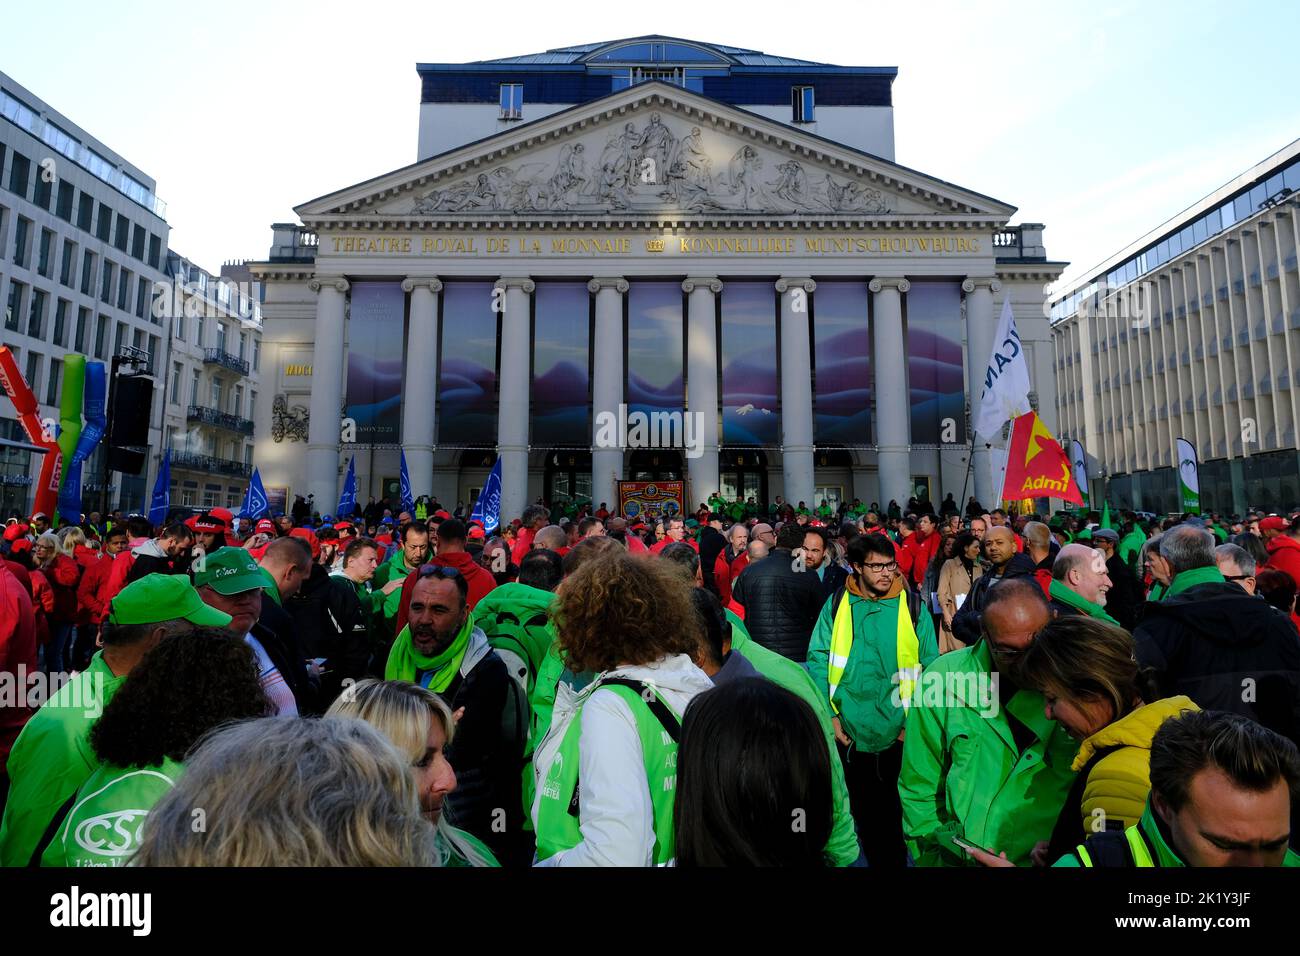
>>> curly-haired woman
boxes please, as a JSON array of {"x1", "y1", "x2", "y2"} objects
[
  {"x1": 532, "y1": 551, "x2": 713, "y2": 866},
  {"x1": 39, "y1": 627, "x2": 269, "y2": 867}
]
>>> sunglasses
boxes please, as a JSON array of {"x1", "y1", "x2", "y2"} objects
[{"x1": 417, "y1": 564, "x2": 461, "y2": 580}]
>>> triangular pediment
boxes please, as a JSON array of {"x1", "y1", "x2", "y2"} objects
[{"x1": 296, "y1": 82, "x2": 1015, "y2": 226}]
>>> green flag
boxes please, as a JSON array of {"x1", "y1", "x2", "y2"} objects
[{"x1": 1101, "y1": 501, "x2": 1112, "y2": 530}]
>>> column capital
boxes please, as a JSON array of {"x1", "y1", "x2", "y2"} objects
[
  {"x1": 494, "y1": 277, "x2": 535, "y2": 293},
  {"x1": 962, "y1": 277, "x2": 1002, "y2": 294},
  {"x1": 401, "y1": 277, "x2": 443, "y2": 294},
  {"x1": 775, "y1": 277, "x2": 816, "y2": 294},
  {"x1": 587, "y1": 277, "x2": 629, "y2": 294},
  {"x1": 308, "y1": 276, "x2": 349, "y2": 294},
  {"x1": 869, "y1": 277, "x2": 911, "y2": 294},
  {"x1": 682, "y1": 277, "x2": 723, "y2": 294}
]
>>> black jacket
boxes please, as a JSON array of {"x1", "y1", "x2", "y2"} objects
[
  {"x1": 286, "y1": 565, "x2": 371, "y2": 710},
  {"x1": 256, "y1": 599, "x2": 314, "y2": 713},
  {"x1": 820, "y1": 562, "x2": 849, "y2": 602},
  {"x1": 441, "y1": 648, "x2": 530, "y2": 866},
  {"x1": 697, "y1": 526, "x2": 727, "y2": 595},
  {"x1": 1135, "y1": 582, "x2": 1300, "y2": 747},
  {"x1": 951, "y1": 551, "x2": 1038, "y2": 646},
  {"x1": 730, "y1": 548, "x2": 825, "y2": 662},
  {"x1": 1104, "y1": 554, "x2": 1143, "y2": 632}
]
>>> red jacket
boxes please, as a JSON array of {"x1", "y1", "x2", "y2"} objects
[
  {"x1": 898, "y1": 530, "x2": 941, "y2": 588},
  {"x1": 649, "y1": 537, "x2": 698, "y2": 556},
  {"x1": 394, "y1": 549, "x2": 498, "y2": 636},
  {"x1": 77, "y1": 551, "x2": 120, "y2": 625},
  {"x1": 1265, "y1": 535, "x2": 1300, "y2": 588},
  {"x1": 0, "y1": 561, "x2": 37, "y2": 770},
  {"x1": 71, "y1": 546, "x2": 101, "y2": 625},
  {"x1": 714, "y1": 549, "x2": 736, "y2": 605},
  {"x1": 511, "y1": 527, "x2": 537, "y2": 566},
  {"x1": 41, "y1": 553, "x2": 82, "y2": 624}
]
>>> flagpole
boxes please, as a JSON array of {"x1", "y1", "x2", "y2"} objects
[{"x1": 958, "y1": 429, "x2": 977, "y2": 513}]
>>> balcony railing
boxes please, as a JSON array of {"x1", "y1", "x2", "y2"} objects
[
  {"x1": 187, "y1": 405, "x2": 254, "y2": 436},
  {"x1": 171, "y1": 451, "x2": 252, "y2": 478},
  {"x1": 203, "y1": 348, "x2": 249, "y2": 376}
]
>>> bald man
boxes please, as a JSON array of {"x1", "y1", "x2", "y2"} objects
[
  {"x1": 1049, "y1": 543, "x2": 1117, "y2": 624},
  {"x1": 952, "y1": 526, "x2": 1038, "y2": 646},
  {"x1": 1022, "y1": 520, "x2": 1056, "y2": 594}
]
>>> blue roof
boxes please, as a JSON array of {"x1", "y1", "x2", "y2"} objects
[{"x1": 422, "y1": 35, "x2": 888, "y2": 72}]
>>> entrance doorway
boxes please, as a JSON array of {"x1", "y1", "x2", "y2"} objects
[
  {"x1": 544, "y1": 450, "x2": 593, "y2": 508},
  {"x1": 719, "y1": 449, "x2": 768, "y2": 507},
  {"x1": 628, "y1": 449, "x2": 683, "y2": 482}
]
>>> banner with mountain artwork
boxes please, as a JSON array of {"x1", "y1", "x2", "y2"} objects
[
  {"x1": 345, "y1": 281, "x2": 405, "y2": 444},
  {"x1": 721, "y1": 281, "x2": 779, "y2": 446},
  {"x1": 532, "y1": 282, "x2": 591, "y2": 446}
]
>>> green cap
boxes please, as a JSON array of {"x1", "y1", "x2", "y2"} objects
[
  {"x1": 108, "y1": 573, "x2": 233, "y2": 627},
  {"x1": 191, "y1": 546, "x2": 266, "y2": 595}
]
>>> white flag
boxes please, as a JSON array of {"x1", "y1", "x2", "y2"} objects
[{"x1": 974, "y1": 298, "x2": 1032, "y2": 440}]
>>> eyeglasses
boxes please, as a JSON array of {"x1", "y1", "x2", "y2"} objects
[
  {"x1": 1223, "y1": 574, "x2": 1254, "y2": 582},
  {"x1": 417, "y1": 564, "x2": 461, "y2": 580},
  {"x1": 863, "y1": 561, "x2": 898, "y2": 573}
]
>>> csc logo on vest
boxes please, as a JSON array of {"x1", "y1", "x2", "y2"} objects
[{"x1": 74, "y1": 809, "x2": 150, "y2": 858}]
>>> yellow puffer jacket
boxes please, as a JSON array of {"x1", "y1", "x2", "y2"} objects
[{"x1": 1072, "y1": 695, "x2": 1199, "y2": 833}]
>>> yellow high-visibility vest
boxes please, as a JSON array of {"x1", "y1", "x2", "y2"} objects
[{"x1": 827, "y1": 589, "x2": 920, "y2": 716}]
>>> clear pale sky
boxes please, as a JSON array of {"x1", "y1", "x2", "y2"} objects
[{"x1": 6, "y1": 0, "x2": 1296, "y2": 292}]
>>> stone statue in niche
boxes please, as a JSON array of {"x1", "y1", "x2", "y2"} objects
[{"x1": 407, "y1": 112, "x2": 896, "y2": 216}]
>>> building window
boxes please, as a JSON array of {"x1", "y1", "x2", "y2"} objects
[
  {"x1": 94, "y1": 314, "x2": 108, "y2": 358},
  {"x1": 25, "y1": 352, "x2": 41, "y2": 402},
  {"x1": 75, "y1": 307, "x2": 89, "y2": 351},
  {"x1": 34, "y1": 174, "x2": 52, "y2": 210},
  {"x1": 12, "y1": 216, "x2": 30, "y2": 267},
  {"x1": 170, "y1": 362, "x2": 182, "y2": 403},
  {"x1": 136, "y1": 275, "x2": 149, "y2": 319},
  {"x1": 131, "y1": 225, "x2": 145, "y2": 261},
  {"x1": 4, "y1": 282, "x2": 23, "y2": 332},
  {"x1": 37, "y1": 228, "x2": 53, "y2": 277},
  {"x1": 95, "y1": 203, "x2": 113, "y2": 243},
  {"x1": 251, "y1": 337, "x2": 260, "y2": 371},
  {"x1": 81, "y1": 250, "x2": 95, "y2": 295},
  {"x1": 56, "y1": 181, "x2": 74, "y2": 221},
  {"x1": 76, "y1": 193, "x2": 94, "y2": 231},
  {"x1": 249, "y1": 390, "x2": 256, "y2": 423},
  {"x1": 53, "y1": 299, "x2": 68, "y2": 346},
  {"x1": 216, "y1": 322, "x2": 227, "y2": 354},
  {"x1": 233, "y1": 384, "x2": 243, "y2": 417},
  {"x1": 175, "y1": 310, "x2": 184, "y2": 341},
  {"x1": 499, "y1": 83, "x2": 523, "y2": 120},
  {"x1": 195, "y1": 314, "x2": 204, "y2": 348},
  {"x1": 46, "y1": 358, "x2": 60, "y2": 406},
  {"x1": 210, "y1": 378, "x2": 222, "y2": 409},
  {"x1": 148, "y1": 235, "x2": 160, "y2": 270},
  {"x1": 100, "y1": 259, "x2": 114, "y2": 303},
  {"x1": 792, "y1": 86, "x2": 815, "y2": 123},
  {"x1": 27, "y1": 289, "x2": 46, "y2": 339},
  {"x1": 60, "y1": 239, "x2": 75, "y2": 285},
  {"x1": 114, "y1": 321, "x2": 127, "y2": 356},
  {"x1": 114, "y1": 215, "x2": 130, "y2": 253},
  {"x1": 191, "y1": 369, "x2": 200, "y2": 406},
  {"x1": 7, "y1": 152, "x2": 31, "y2": 198},
  {"x1": 238, "y1": 331, "x2": 246, "y2": 360},
  {"x1": 117, "y1": 268, "x2": 131, "y2": 311}
]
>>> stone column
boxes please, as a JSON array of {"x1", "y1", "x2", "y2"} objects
[
  {"x1": 963, "y1": 277, "x2": 1001, "y2": 506},
  {"x1": 870, "y1": 277, "x2": 912, "y2": 509},
  {"x1": 776, "y1": 277, "x2": 816, "y2": 510},
  {"x1": 495, "y1": 277, "x2": 534, "y2": 524},
  {"x1": 589, "y1": 277, "x2": 628, "y2": 512},
  {"x1": 683, "y1": 277, "x2": 722, "y2": 509},
  {"x1": 306, "y1": 276, "x2": 348, "y2": 508},
  {"x1": 401, "y1": 277, "x2": 442, "y2": 499}
]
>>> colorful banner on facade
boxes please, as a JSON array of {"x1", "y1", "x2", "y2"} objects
[
  {"x1": 617, "y1": 480, "x2": 686, "y2": 522},
  {"x1": 1069, "y1": 439, "x2": 1090, "y2": 508},
  {"x1": 345, "y1": 281, "x2": 405, "y2": 444},
  {"x1": 532, "y1": 282, "x2": 591, "y2": 447},
  {"x1": 720, "y1": 281, "x2": 779, "y2": 446},
  {"x1": 438, "y1": 281, "x2": 498, "y2": 445},
  {"x1": 812, "y1": 281, "x2": 871, "y2": 445},
  {"x1": 906, "y1": 281, "x2": 966, "y2": 444},
  {"x1": 1176, "y1": 437, "x2": 1200, "y2": 512},
  {"x1": 627, "y1": 281, "x2": 684, "y2": 422},
  {"x1": 1002, "y1": 411, "x2": 1083, "y2": 504}
]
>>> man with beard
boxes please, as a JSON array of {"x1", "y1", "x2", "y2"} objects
[
  {"x1": 713, "y1": 522, "x2": 749, "y2": 606},
  {"x1": 387, "y1": 566, "x2": 527, "y2": 865},
  {"x1": 899, "y1": 578, "x2": 1077, "y2": 867}
]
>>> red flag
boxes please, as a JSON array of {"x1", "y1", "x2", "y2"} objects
[{"x1": 1002, "y1": 411, "x2": 1083, "y2": 505}]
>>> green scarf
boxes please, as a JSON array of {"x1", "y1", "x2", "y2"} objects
[
  {"x1": 385, "y1": 616, "x2": 473, "y2": 692},
  {"x1": 1164, "y1": 565, "x2": 1226, "y2": 599},
  {"x1": 1048, "y1": 579, "x2": 1120, "y2": 625}
]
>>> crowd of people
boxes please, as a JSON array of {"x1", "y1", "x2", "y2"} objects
[{"x1": 1, "y1": 489, "x2": 1299, "y2": 868}]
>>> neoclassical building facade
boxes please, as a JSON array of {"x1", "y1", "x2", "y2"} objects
[{"x1": 250, "y1": 50, "x2": 1063, "y2": 521}]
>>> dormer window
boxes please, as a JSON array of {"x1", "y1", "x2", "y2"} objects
[
  {"x1": 792, "y1": 86, "x2": 815, "y2": 123},
  {"x1": 499, "y1": 84, "x2": 523, "y2": 120}
]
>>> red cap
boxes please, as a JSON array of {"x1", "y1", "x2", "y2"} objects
[
  {"x1": 289, "y1": 527, "x2": 320, "y2": 559},
  {"x1": 10, "y1": 539, "x2": 31, "y2": 554},
  {"x1": 3, "y1": 523, "x2": 28, "y2": 542},
  {"x1": 1260, "y1": 516, "x2": 1290, "y2": 531},
  {"x1": 468, "y1": 526, "x2": 485, "y2": 540},
  {"x1": 333, "y1": 521, "x2": 353, "y2": 532},
  {"x1": 210, "y1": 507, "x2": 235, "y2": 526},
  {"x1": 194, "y1": 514, "x2": 226, "y2": 532},
  {"x1": 434, "y1": 510, "x2": 451, "y2": 520},
  {"x1": 184, "y1": 516, "x2": 199, "y2": 530},
  {"x1": 255, "y1": 518, "x2": 276, "y2": 534}
]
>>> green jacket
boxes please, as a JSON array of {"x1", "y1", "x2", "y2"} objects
[
  {"x1": 41, "y1": 757, "x2": 183, "y2": 867},
  {"x1": 806, "y1": 587, "x2": 939, "y2": 754},
  {"x1": 1055, "y1": 800, "x2": 1300, "y2": 867},
  {"x1": 729, "y1": 611, "x2": 859, "y2": 867},
  {"x1": 898, "y1": 640, "x2": 1078, "y2": 867},
  {"x1": 473, "y1": 582, "x2": 556, "y2": 699},
  {"x1": 0, "y1": 653, "x2": 126, "y2": 867},
  {"x1": 371, "y1": 547, "x2": 423, "y2": 638}
]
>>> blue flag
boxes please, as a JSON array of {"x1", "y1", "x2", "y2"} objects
[
  {"x1": 240, "y1": 467, "x2": 269, "y2": 520},
  {"x1": 338, "y1": 456, "x2": 358, "y2": 518},
  {"x1": 400, "y1": 450, "x2": 415, "y2": 515},
  {"x1": 149, "y1": 448, "x2": 171, "y2": 528},
  {"x1": 469, "y1": 456, "x2": 503, "y2": 534}
]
